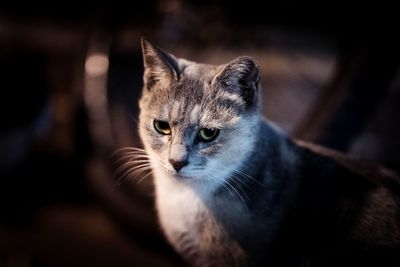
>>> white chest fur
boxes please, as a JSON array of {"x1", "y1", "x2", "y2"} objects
[
  {"x1": 153, "y1": 169, "x2": 251, "y2": 267},
  {"x1": 154, "y1": 171, "x2": 209, "y2": 245},
  {"x1": 155, "y1": 173, "x2": 248, "y2": 267}
]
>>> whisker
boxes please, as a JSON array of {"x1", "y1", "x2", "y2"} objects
[
  {"x1": 118, "y1": 147, "x2": 147, "y2": 152},
  {"x1": 114, "y1": 152, "x2": 151, "y2": 159},
  {"x1": 136, "y1": 170, "x2": 154, "y2": 184},
  {"x1": 114, "y1": 159, "x2": 156, "y2": 177},
  {"x1": 119, "y1": 150, "x2": 166, "y2": 166},
  {"x1": 114, "y1": 162, "x2": 152, "y2": 183},
  {"x1": 229, "y1": 173, "x2": 251, "y2": 188},
  {"x1": 115, "y1": 165, "x2": 153, "y2": 186},
  {"x1": 210, "y1": 175, "x2": 234, "y2": 197},
  {"x1": 229, "y1": 175, "x2": 250, "y2": 202},
  {"x1": 115, "y1": 166, "x2": 150, "y2": 185},
  {"x1": 112, "y1": 146, "x2": 167, "y2": 187},
  {"x1": 211, "y1": 175, "x2": 248, "y2": 210},
  {"x1": 224, "y1": 179, "x2": 248, "y2": 209},
  {"x1": 111, "y1": 147, "x2": 147, "y2": 158},
  {"x1": 127, "y1": 166, "x2": 153, "y2": 183},
  {"x1": 112, "y1": 156, "x2": 151, "y2": 167},
  {"x1": 120, "y1": 153, "x2": 146, "y2": 156},
  {"x1": 232, "y1": 168, "x2": 262, "y2": 186}
]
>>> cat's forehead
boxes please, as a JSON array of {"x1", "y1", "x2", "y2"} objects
[
  {"x1": 158, "y1": 81, "x2": 245, "y2": 129},
  {"x1": 178, "y1": 59, "x2": 220, "y2": 81},
  {"x1": 143, "y1": 59, "x2": 247, "y2": 128}
]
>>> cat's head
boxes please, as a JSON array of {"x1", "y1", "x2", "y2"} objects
[{"x1": 138, "y1": 39, "x2": 261, "y2": 191}]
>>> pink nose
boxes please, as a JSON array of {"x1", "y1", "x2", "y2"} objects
[{"x1": 169, "y1": 159, "x2": 189, "y2": 171}]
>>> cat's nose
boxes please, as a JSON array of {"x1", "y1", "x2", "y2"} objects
[{"x1": 169, "y1": 159, "x2": 189, "y2": 171}]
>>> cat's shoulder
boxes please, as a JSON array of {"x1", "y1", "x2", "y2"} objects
[
  {"x1": 294, "y1": 139, "x2": 400, "y2": 187},
  {"x1": 294, "y1": 139, "x2": 399, "y2": 180},
  {"x1": 292, "y1": 139, "x2": 400, "y2": 252}
]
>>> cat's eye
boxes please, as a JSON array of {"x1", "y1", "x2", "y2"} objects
[
  {"x1": 154, "y1": 120, "x2": 171, "y2": 135},
  {"x1": 198, "y1": 128, "x2": 219, "y2": 142}
]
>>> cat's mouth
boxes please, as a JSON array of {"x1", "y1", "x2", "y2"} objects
[
  {"x1": 172, "y1": 173, "x2": 194, "y2": 179},
  {"x1": 164, "y1": 168, "x2": 200, "y2": 180},
  {"x1": 159, "y1": 161, "x2": 200, "y2": 177},
  {"x1": 165, "y1": 168, "x2": 193, "y2": 179},
  {"x1": 158, "y1": 160, "x2": 210, "y2": 181}
]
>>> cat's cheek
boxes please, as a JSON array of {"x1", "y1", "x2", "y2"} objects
[
  {"x1": 198, "y1": 144, "x2": 223, "y2": 157},
  {"x1": 190, "y1": 156, "x2": 207, "y2": 170},
  {"x1": 148, "y1": 135, "x2": 168, "y2": 153}
]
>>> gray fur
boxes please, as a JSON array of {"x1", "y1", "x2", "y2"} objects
[{"x1": 137, "y1": 39, "x2": 400, "y2": 267}]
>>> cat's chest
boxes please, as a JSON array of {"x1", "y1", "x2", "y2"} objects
[
  {"x1": 154, "y1": 174, "x2": 212, "y2": 238},
  {"x1": 154, "y1": 174, "x2": 251, "y2": 266},
  {"x1": 154, "y1": 173, "x2": 250, "y2": 238}
]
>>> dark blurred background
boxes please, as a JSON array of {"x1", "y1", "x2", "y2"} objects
[{"x1": 1, "y1": 1, "x2": 399, "y2": 266}]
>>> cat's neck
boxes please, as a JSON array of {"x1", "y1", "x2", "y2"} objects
[{"x1": 237, "y1": 118, "x2": 299, "y2": 186}]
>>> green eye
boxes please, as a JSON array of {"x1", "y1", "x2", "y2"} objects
[
  {"x1": 198, "y1": 128, "x2": 219, "y2": 142},
  {"x1": 154, "y1": 120, "x2": 171, "y2": 135}
]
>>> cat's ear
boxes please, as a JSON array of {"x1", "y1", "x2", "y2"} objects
[
  {"x1": 141, "y1": 38, "x2": 180, "y2": 90},
  {"x1": 213, "y1": 56, "x2": 260, "y2": 107}
]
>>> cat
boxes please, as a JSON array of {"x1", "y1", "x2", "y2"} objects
[{"x1": 135, "y1": 38, "x2": 400, "y2": 267}]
